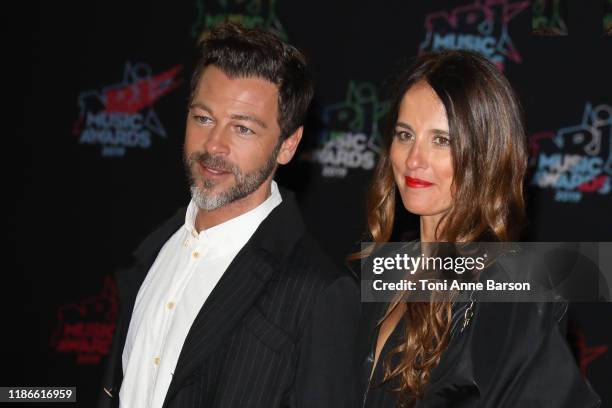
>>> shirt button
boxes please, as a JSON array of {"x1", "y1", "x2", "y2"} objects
[
  {"x1": 153, "y1": 357, "x2": 161, "y2": 365},
  {"x1": 192, "y1": 251, "x2": 200, "y2": 258},
  {"x1": 167, "y1": 302, "x2": 175, "y2": 310}
]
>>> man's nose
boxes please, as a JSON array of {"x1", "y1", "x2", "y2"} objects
[{"x1": 203, "y1": 125, "x2": 230, "y2": 155}]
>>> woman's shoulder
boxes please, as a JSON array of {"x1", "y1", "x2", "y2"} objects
[{"x1": 481, "y1": 243, "x2": 609, "y2": 303}]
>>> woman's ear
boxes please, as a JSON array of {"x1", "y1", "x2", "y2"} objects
[{"x1": 276, "y1": 126, "x2": 304, "y2": 165}]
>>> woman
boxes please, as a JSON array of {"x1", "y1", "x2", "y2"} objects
[{"x1": 357, "y1": 50, "x2": 601, "y2": 407}]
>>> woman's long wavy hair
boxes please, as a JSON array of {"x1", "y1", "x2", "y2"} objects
[{"x1": 365, "y1": 50, "x2": 528, "y2": 407}]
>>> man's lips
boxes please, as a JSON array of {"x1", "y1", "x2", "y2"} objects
[
  {"x1": 198, "y1": 162, "x2": 230, "y2": 177},
  {"x1": 405, "y1": 176, "x2": 434, "y2": 188}
]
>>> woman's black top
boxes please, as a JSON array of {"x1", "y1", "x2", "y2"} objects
[{"x1": 359, "y1": 251, "x2": 602, "y2": 408}]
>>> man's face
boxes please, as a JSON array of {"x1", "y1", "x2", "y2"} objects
[{"x1": 184, "y1": 65, "x2": 284, "y2": 211}]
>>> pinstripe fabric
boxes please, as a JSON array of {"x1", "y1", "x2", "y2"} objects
[{"x1": 99, "y1": 188, "x2": 360, "y2": 408}]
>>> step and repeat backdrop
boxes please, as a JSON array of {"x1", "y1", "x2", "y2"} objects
[{"x1": 18, "y1": 0, "x2": 611, "y2": 406}]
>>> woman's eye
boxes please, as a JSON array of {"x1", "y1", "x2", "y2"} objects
[
  {"x1": 433, "y1": 135, "x2": 450, "y2": 147},
  {"x1": 236, "y1": 125, "x2": 254, "y2": 135},
  {"x1": 394, "y1": 130, "x2": 413, "y2": 142}
]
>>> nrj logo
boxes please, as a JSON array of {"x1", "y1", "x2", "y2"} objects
[
  {"x1": 419, "y1": 0, "x2": 529, "y2": 70},
  {"x1": 191, "y1": 0, "x2": 286, "y2": 40},
  {"x1": 532, "y1": 0, "x2": 568, "y2": 33},
  {"x1": 301, "y1": 82, "x2": 389, "y2": 178},
  {"x1": 73, "y1": 62, "x2": 182, "y2": 158},
  {"x1": 50, "y1": 276, "x2": 118, "y2": 365},
  {"x1": 530, "y1": 103, "x2": 612, "y2": 203}
]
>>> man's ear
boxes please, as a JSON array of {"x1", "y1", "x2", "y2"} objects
[{"x1": 276, "y1": 126, "x2": 303, "y2": 165}]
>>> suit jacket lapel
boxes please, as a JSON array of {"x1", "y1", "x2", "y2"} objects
[
  {"x1": 164, "y1": 246, "x2": 278, "y2": 403},
  {"x1": 109, "y1": 208, "x2": 188, "y2": 391},
  {"x1": 117, "y1": 207, "x2": 188, "y2": 310},
  {"x1": 164, "y1": 187, "x2": 304, "y2": 406}
]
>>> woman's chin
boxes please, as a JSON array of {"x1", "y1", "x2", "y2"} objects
[
  {"x1": 401, "y1": 201, "x2": 448, "y2": 218},
  {"x1": 400, "y1": 198, "x2": 431, "y2": 215}
]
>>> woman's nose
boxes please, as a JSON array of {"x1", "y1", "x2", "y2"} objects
[{"x1": 405, "y1": 139, "x2": 428, "y2": 170}]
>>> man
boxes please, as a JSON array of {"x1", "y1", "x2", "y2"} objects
[{"x1": 99, "y1": 22, "x2": 359, "y2": 408}]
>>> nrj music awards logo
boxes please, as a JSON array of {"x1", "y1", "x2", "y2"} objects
[
  {"x1": 419, "y1": 0, "x2": 529, "y2": 69},
  {"x1": 301, "y1": 82, "x2": 389, "y2": 178},
  {"x1": 73, "y1": 62, "x2": 182, "y2": 158},
  {"x1": 50, "y1": 276, "x2": 118, "y2": 365},
  {"x1": 530, "y1": 103, "x2": 612, "y2": 203},
  {"x1": 191, "y1": 0, "x2": 286, "y2": 39}
]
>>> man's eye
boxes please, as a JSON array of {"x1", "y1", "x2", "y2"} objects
[
  {"x1": 236, "y1": 125, "x2": 254, "y2": 135},
  {"x1": 194, "y1": 115, "x2": 212, "y2": 124}
]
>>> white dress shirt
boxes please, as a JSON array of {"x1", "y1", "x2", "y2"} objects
[{"x1": 119, "y1": 181, "x2": 282, "y2": 408}]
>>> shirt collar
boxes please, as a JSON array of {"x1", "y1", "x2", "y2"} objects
[{"x1": 183, "y1": 181, "x2": 283, "y2": 256}]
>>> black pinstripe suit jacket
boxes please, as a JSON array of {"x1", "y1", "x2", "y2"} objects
[{"x1": 98, "y1": 188, "x2": 360, "y2": 408}]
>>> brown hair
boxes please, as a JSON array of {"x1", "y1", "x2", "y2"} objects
[
  {"x1": 190, "y1": 22, "x2": 314, "y2": 140},
  {"x1": 365, "y1": 50, "x2": 527, "y2": 407}
]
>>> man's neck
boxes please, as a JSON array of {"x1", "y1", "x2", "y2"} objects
[{"x1": 195, "y1": 181, "x2": 273, "y2": 232}]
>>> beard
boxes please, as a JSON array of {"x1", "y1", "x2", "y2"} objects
[{"x1": 183, "y1": 141, "x2": 282, "y2": 211}]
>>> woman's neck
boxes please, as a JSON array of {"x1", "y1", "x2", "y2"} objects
[{"x1": 420, "y1": 214, "x2": 445, "y2": 242}]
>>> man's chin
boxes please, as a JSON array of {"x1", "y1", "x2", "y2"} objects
[
  {"x1": 191, "y1": 189, "x2": 227, "y2": 211},
  {"x1": 193, "y1": 184, "x2": 227, "y2": 198},
  {"x1": 193, "y1": 173, "x2": 232, "y2": 190}
]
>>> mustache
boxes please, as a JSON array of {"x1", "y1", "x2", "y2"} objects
[{"x1": 187, "y1": 151, "x2": 240, "y2": 175}]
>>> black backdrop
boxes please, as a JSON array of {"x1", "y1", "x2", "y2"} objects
[{"x1": 13, "y1": 0, "x2": 612, "y2": 407}]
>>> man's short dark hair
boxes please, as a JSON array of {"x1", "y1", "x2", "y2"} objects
[{"x1": 190, "y1": 22, "x2": 314, "y2": 140}]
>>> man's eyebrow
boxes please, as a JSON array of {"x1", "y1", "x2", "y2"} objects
[
  {"x1": 230, "y1": 114, "x2": 268, "y2": 129},
  {"x1": 189, "y1": 103, "x2": 268, "y2": 129},
  {"x1": 189, "y1": 102, "x2": 213, "y2": 113}
]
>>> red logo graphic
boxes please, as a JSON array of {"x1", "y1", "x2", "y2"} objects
[
  {"x1": 574, "y1": 331, "x2": 609, "y2": 375},
  {"x1": 50, "y1": 276, "x2": 118, "y2": 364},
  {"x1": 104, "y1": 65, "x2": 182, "y2": 113},
  {"x1": 74, "y1": 62, "x2": 183, "y2": 157}
]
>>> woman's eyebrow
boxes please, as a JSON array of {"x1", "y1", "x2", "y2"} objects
[
  {"x1": 396, "y1": 122, "x2": 449, "y2": 136},
  {"x1": 431, "y1": 129, "x2": 450, "y2": 136},
  {"x1": 395, "y1": 122, "x2": 414, "y2": 131}
]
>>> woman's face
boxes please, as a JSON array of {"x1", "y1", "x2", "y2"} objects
[{"x1": 390, "y1": 81, "x2": 454, "y2": 218}]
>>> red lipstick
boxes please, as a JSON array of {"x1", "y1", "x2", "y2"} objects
[{"x1": 405, "y1": 176, "x2": 433, "y2": 188}]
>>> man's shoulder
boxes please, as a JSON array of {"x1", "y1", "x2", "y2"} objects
[
  {"x1": 281, "y1": 232, "x2": 357, "y2": 290},
  {"x1": 131, "y1": 206, "x2": 187, "y2": 262},
  {"x1": 262, "y1": 231, "x2": 359, "y2": 335}
]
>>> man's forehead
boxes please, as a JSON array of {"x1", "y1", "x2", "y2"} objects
[
  {"x1": 194, "y1": 67, "x2": 278, "y2": 112},
  {"x1": 198, "y1": 65, "x2": 278, "y2": 92}
]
